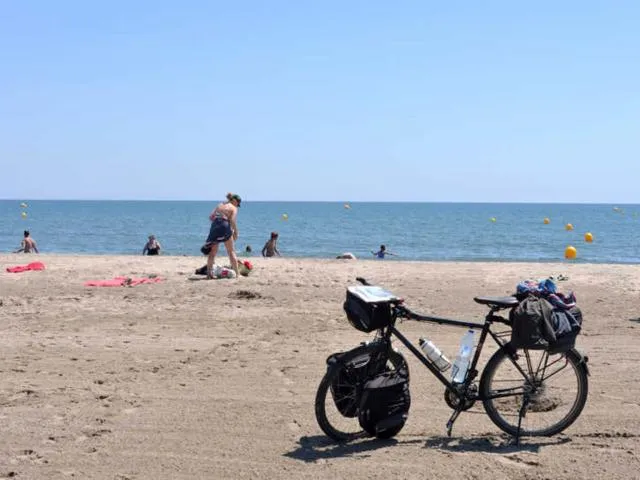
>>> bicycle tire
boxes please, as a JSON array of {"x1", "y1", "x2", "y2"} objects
[
  {"x1": 480, "y1": 346, "x2": 588, "y2": 437},
  {"x1": 315, "y1": 344, "x2": 408, "y2": 442}
]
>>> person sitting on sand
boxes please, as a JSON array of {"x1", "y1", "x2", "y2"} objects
[
  {"x1": 262, "y1": 232, "x2": 281, "y2": 257},
  {"x1": 142, "y1": 235, "x2": 162, "y2": 256},
  {"x1": 371, "y1": 244, "x2": 395, "y2": 259},
  {"x1": 201, "y1": 192, "x2": 242, "y2": 278},
  {"x1": 336, "y1": 252, "x2": 357, "y2": 260},
  {"x1": 14, "y1": 230, "x2": 39, "y2": 253}
]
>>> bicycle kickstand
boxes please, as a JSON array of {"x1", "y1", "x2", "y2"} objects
[
  {"x1": 446, "y1": 408, "x2": 463, "y2": 437},
  {"x1": 515, "y1": 395, "x2": 530, "y2": 446}
]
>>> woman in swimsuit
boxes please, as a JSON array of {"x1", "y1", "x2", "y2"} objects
[
  {"x1": 202, "y1": 192, "x2": 241, "y2": 278},
  {"x1": 143, "y1": 235, "x2": 161, "y2": 256}
]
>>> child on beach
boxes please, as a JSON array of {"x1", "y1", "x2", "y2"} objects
[
  {"x1": 14, "y1": 230, "x2": 39, "y2": 253},
  {"x1": 371, "y1": 245, "x2": 395, "y2": 259},
  {"x1": 262, "y1": 232, "x2": 281, "y2": 257},
  {"x1": 201, "y1": 192, "x2": 242, "y2": 278}
]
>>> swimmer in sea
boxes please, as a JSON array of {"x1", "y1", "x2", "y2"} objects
[
  {"x1": 371, "y1": 244, "x2": 395, "y2": 259},
  {"x1": 262, "y1": 232, "x2": 281, "y2": 257},
  {"x1": 14, "y1": 230, "x2": 39, "y2": 253},
  {"x1": 143, "y1": 235, "x2": 162, "y2": 256}
]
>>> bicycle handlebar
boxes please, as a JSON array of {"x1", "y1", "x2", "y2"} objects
[{"x1": 353, "y1": 277, "x2": 511, "y2": 326}]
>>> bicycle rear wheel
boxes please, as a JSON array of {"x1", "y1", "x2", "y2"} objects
[
  {"x1": 480, "y1": 347, "x2": 588, "y2": 437},
  {"x1": 315, "y1": 344, "x2": 408, "y2": 442}
]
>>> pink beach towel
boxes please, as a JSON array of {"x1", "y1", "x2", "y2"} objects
[
  {"x1": 84, "y1": 276, "x2": 164, "y2": 287},
  {"x1": 6, "y1": 261, "x2": 46, "y2": 273}
]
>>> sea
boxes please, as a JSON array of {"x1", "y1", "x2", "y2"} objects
[{"x1": 1, "y1": 201, "x2": 639, "y2": 264}]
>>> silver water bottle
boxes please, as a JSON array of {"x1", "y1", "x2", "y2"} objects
[{"x1": 419, "y1": 338, "x2": 451, "y2": 372}]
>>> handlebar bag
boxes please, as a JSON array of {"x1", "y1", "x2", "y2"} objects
[{"x1": 344, "y1": 286, "x2": 395, "y2": 332}]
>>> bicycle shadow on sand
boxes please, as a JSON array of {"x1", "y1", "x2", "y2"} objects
[
  {"x1": 285, "y1": 434, "x2": 572, "y2": 462},
  {"x1": 284, "y1": 435, "x2": 423, "y2": 463},
  {"x1": 423, "y1": 433, "x2": 572, "y2": 454}
]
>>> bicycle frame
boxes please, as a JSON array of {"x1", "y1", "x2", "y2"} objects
[{"x1": 380, "y1": 305, "x2": 513, "y2": 399}]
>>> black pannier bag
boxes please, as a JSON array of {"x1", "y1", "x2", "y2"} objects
[
  {"x1": 510, "y1": 296, "x2": 583, "y2": 352},
  {"x1": 343, "y1": 286, "x2": 394, "y2": 333},
  {"x1": 358, "y1": 370, "x2": 411, "y2": 438},
  {"x1": 510, "y1": 295, "x2": 556, "y2": 349},
  {"x1": 547, "y1": 306, "x2": 583, "y2": 354},
  {"x1": 328, "y1": 350, "x2": 372, "y2": 417}
]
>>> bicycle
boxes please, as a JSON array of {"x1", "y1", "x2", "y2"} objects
[{"x1": 315, "y1": 277, "x2": 590, "y2": 443}]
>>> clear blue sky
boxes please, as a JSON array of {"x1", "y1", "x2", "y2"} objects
[{"x1": 1, "y1": 1, "x2": 639, "y2": 202}]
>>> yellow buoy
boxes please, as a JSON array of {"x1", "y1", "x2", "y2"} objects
[
  {"x1": 281, "y1": 213, "x2": 288, "y2": 221},
  {"x1": 543, "y1": 218, "x2": 550, "y2": 225},
  {"x1": 490, "y1": 217, "x2": 496, "y2": 223},
  {"x1": 21, "y1": 211, "x2": 27, "y2": 218},
  {"x1": 20, "y1": 202, "x2": 28, "y2": 208},
  {"x1": 565, "y1": 223, "x2": 574, "y2": 231},
  {"x1": 565, "y1": 245, "x2": 577, "y2": 259},
  {"x1": 584, "y1": 232, "x2": 593, "y2": 243}
]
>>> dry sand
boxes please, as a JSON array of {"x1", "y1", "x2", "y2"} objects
[{"x1": 1, "y1": 254, "x2": 639, "y2": 479}]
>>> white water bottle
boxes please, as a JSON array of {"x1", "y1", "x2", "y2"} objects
[
  {"x1": 451, "y1": 329, "x2": 475, "y2": 384},
  {"x1": 419, "y1": 338, "x2": 451, "y2": 372}
]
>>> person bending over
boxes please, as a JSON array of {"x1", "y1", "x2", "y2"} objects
[{"x1": 201, "y1": 192, "x2": 242, "y2": 278}]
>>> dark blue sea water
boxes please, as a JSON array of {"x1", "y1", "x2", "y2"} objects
[{"x1": 1, "y1": 201, "x2": 639, "y2": 264}]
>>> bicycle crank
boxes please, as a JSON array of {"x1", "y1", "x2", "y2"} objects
[{"x1": 444, "y1": 384, "x2": 478, "y2": 411}]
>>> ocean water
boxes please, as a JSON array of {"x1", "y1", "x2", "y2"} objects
[{"x1": 1, "y1": 200, "x2": 639, "y2": 264}]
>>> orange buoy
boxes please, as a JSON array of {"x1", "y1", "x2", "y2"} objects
[
  {"x1": 584, "y1": 232, "x2": 593, "y2": 243},
  {"x1": 543, "y1": 218, "x2": 550, "y2": 225},
  {"x1": 565, "y1": 223, "x2": 574, "y2": 231},
  {"x1": 565, "y1": 245, "x2": 577, "y2": 259}
]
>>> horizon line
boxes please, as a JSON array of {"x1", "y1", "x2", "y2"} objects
[{"x1": 1, "y1": 198, "x2": 638, "y2": 205}]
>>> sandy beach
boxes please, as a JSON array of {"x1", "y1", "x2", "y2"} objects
[{"x1": 1, "y1": 254, "x2": 639, "y2": 479}]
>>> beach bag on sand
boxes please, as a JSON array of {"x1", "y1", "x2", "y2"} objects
[{"x1": 358, "y1": 370, "x2": 411, "y2": 439}]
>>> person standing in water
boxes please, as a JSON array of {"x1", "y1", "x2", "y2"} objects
[
  {"x1": 262, "y1": 232, "x2": 281, "y2": 257},
  {"x1": 14, "y1": 230, "x2": 39, "y2": 253},
  {"x1": 201, "y1": 192, "x2": 241, "y2": 278},
  {"x1": 142, "y1": 235, "x2": 162, "y2": 255},
  {"x1": 371, "y1": 244, "x2": 395, "y2": 259}
]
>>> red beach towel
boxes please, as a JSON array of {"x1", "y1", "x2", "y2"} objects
[
  {"x1": 6, "y1": 261, "x2": 46, "y2": 273},
  {"x1": 84, "y1": 276, "x2": 164, "y2": 287}
]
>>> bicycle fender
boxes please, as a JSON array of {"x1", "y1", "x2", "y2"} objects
[{"x1": 571, "y1": 349, "x2": 590, "y2": 376}]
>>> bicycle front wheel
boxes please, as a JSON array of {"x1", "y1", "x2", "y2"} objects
[
  {"x1": 315, "y1": 345, "x2": 408, "y2": 442},
  {"x1": 480, "y1": 347, "x2": 588, "y2": 437}
]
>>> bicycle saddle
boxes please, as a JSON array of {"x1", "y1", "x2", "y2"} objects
[{"x1": 473, "y1": 296, "x2": 519, "y2": 308}]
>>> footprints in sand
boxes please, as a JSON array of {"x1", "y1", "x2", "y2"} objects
[
  {"x1": 271, "y1": 367, "x2": 295, "y2": 386},
  {"x1": 493, "y1": 453, "x2": 541, "y2": 469},
  {"x1": 0, "y1": 388, "x2": 39, "y2": 407},
  {"x1": 1, "y1": 449, "x2": 48, "y2": 478}
]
